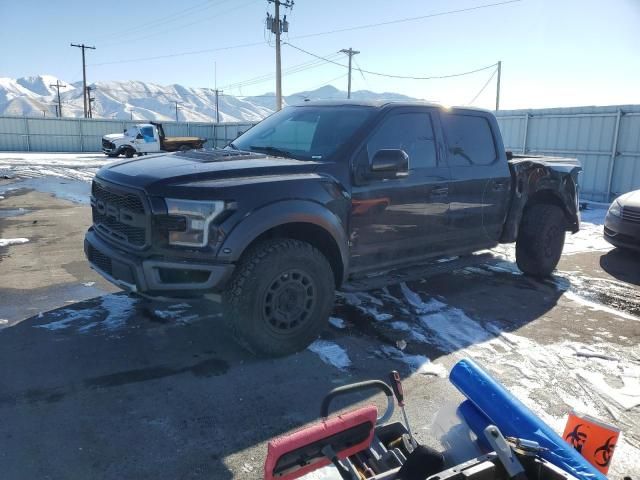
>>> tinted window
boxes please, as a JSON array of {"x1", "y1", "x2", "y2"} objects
[
  {"x1": 366, "y1": 112, "x2": 437, "y2": 169},
  {"x1": 440, "y1": 113, "x2": 496, "y2": 166}
]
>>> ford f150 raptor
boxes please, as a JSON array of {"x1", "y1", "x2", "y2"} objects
[{"x1": 85, "y1": 101, "x2": 581, "y2": 356}]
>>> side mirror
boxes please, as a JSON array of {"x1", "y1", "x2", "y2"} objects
[
  {"x1": 370, "y1": 149, "x2": 408, "y2": 178},
  {"x1": 136, "y1": 133, "x2": 143, "y2": 140}
]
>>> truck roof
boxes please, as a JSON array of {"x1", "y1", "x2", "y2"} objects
[{"x1": 292, "y1": 99, "x2": 492, "y2": 115}]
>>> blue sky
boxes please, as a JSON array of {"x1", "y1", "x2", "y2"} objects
[{"x1": 1, "y1": 0, "x2": 639, "y2": 110}]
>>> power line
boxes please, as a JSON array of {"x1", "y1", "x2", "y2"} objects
[
  {"x1": 89, "y1": 40, "x2": 266, "y2": 66},
  {"x1": 284, "y1": 42, "x2": 498, "y2": 80},
  {"x1": 99, "y1": 0, "x2": 258, "y2": 48},
  {"x1": 290, "y1": 0, "x2": 523, "y2": 41},
  {"x1": 466, "y1": 66, "x2": 499, "y2": 106},
  {"x1": 220, "y1": 53, "x2": 342, "y2": 91},
  {"x1": 90, "y1": 0, "x2": 217, "y2": 42},
  {"x1": 88, "y1": 0, "x2": 521, "y2": 67}
]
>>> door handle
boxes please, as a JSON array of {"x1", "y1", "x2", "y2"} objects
[
  {"x1": 430, "y1": 186, "x2": 449, "y2": 197},
  {"x1": 492, "y1": 181, "x2": 509, "y2": 192}
]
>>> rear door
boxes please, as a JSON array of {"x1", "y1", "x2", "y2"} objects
[
  {"x1": 349, "y1": 107, "x2": 450, "y2": 273},
  {"x1": 439, "y1": 111, "x2": 511, "y2": 249}
]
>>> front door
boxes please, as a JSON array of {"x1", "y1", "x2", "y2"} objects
[
  {"x1": 136, "y1": 125, "x2": 160, "y2": 153},
  {"x1": 349, "y1": 108, "x2": 450, "y2": 274}
]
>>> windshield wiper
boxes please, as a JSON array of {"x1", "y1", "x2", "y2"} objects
[{"x1": 249, "y1": 145, "x2": 296, "y2": 159}]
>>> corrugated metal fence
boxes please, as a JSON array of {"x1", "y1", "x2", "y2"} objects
[
  {"x1": 1, "y1": 105, "x2": 639, "y2": 201},
  {"x1": 495, "y1": 105, "x2": 640, "y2": 202},
  {"x1": 0, "y1": 116, "x2": 255, "y2": 152}
]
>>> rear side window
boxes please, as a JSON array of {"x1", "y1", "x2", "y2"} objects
[
  {"x1": 366, "y1": 112, "x2": 438, "y2": 169},
  {"x1": 440, "y1": 113, "x2": 496, "y2": 166}
]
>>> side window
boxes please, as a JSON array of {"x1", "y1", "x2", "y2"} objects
[
  {"x1": 140, "y1": 126, "x2": 154, "y2": 138},
  {"x1": 366, "y1": 112, "x2": 438, "y2": 169},
  {"x1": 440, "y1": 113, "x2": 497, "y2": 166}
]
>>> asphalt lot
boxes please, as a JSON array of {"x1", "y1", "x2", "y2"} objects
[{"x1": 0, "y1": 153, "x2": 639, "y2": 479}]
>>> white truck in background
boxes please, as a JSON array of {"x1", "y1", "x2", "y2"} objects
[{"x1": 101, "y1": 122, "x2": 206, "y2": 158}]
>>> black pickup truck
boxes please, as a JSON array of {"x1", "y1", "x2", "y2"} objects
[{"x1": 85, "y1": 101, "x2": 581, "y2": 355}]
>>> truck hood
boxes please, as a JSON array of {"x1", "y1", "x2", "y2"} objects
[
  {"x1": 103, "y1": 133, "x2": 126, "y2": 141},
  {"x1": 97, "y1": 149, "x2": 325, "y2": 195}
]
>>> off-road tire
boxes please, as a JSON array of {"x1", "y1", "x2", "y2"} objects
[
  {"x1": 124, "y1": 148, "x2": 135, "y2": 158},
  {"x1": 222, "y1": 238, "x2": 335, "y2": 357},
  {"x1": 179, "y1": 145, "x2": 190, "y2": 152},
  {"x1": 516, "y1": 204, "x2": 566, "y2": 277}
]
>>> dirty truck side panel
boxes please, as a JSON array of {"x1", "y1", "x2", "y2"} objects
[
  {"x1": 500, "y1": 157, "x2": 581, "y2": 243},
  {"x1": 349, "y1": 106, "x2": 452, "y2": 273}
]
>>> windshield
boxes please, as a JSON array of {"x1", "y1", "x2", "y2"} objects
[
  {"x1": 230, "y1": 105, "x2": 375, "y2": 160},
  {"x1": 124, "y1": 126, "x2": 139, "y2": 137}
]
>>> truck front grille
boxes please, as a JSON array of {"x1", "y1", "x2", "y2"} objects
[
  {"x1": 91, "y1": 179, "x2": 148, "y2": 248},
  {"x1": 102, "y1": 139, "x2": 114, "y2": 149},
  {"x1": 87, "y1": 244, "x2": 113, "y2": 275},
  {"x1": 621, "y1": 206, "x2": 640, "y2": 224}
]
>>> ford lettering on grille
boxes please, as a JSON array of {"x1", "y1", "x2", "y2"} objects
[{"x1": 91, "y1": 180, "x2": 148, "y2": 247}]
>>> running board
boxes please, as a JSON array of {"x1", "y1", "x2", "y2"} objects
[{"x1": 341, "y1": 253, "x2": 495, "y2": 292}]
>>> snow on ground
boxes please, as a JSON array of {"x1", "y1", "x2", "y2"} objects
[
  {"x1": 335, "y1": 279, "x2": 640, "y2": 478},
  {"x1": 0, "y1": 152, "x2": 113, "y2": 182},
  {"x1": 0, "y1": 152, "x2": 117, "y2": 204},
  {"x1": 35, "y1": 294, "x2": 139, "y2": 334},
  {"x1": 0, "y1": 237, "x2": 29, "y2": 247},
  {"x1": 307, "y1": 340, "x2": 352, "y2": 370}
]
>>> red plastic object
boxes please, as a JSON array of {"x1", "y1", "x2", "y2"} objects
[{"x1": 264, "y1": 405, "x2": 378, "y2": 480}]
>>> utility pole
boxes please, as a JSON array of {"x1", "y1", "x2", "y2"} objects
[
  {"x1": 49, "y1": 80, "x2": 66, "y2": 118},
  {"x1": 70, "y1": 43, "x2": 96, "y2": 118},
  {"x1": 266, "y1": 0, "x2": 294, "y2": 111},
  {"x1": 495, "y1": 60, "x2": 502, "y2": 111},
  {"x1": 214, "y1": 89, "x2": 222, "y2": 123},
  {"x1": 174, "y1": 101, "x2": 182, "y2": 122},
  {"x1": 86, "y1": 86, "x2": 95, "y2": 118},
  {"x1": 214, "y1": 61, "x2": 222, "y2": 123},
  {"x1": 42, "y1": 110, "x2": 46, "y2": 117},
  {"x1": 340, "y1": 48, "x2": 360, "y2": 99}
]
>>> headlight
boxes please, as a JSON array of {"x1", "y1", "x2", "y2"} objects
[
  {"x1": 608, "y1": 200, "x2": 622, "y2": 218},
  {"x1": 164, "y1": 198, "x2": 224, "y2": 247}
]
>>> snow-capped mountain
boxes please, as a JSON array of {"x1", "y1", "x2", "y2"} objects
[{"x1": 0, "y1": 75, "x2": 418, "y2": 122}]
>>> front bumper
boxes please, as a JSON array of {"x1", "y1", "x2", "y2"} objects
[
  {"x1": 84, "y1": 228, "x2": 234, "y2": 296},
  {"x1": 604, "y1": 213, "x2": 640, "y2": 251}
]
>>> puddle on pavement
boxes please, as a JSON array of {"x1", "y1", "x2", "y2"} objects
[
  {"x1": 83, "y1": 357, "x2": 229, "y2": 389},
  {"x1": 0, "y1": 208, "x2": 31, "y2": 218},
  {"x1": 553, "y1": 273, "x2": 640, "y2": 318}
]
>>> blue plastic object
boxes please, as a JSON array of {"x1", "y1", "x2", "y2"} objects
[
  {"x1": 450, "y1": 358, "x2": 607, "y2": 480},
  {"x1": 457, "y1": 400, "x2": 492, "y2": 451}
]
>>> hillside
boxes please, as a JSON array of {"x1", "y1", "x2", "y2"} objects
[{"x1": 0, "y1": 75, "x2": 418, "y2": 122}]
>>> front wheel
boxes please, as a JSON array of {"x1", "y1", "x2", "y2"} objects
[
  {"x1": 124, "y1": 148, "x2": 135, "y2": 158},
  {"x1": 222, "y1": 238, "x2": 335, "y2": 357},
  {"x1": 516, "y1": 204, "x2": 566, "y2": 277}
]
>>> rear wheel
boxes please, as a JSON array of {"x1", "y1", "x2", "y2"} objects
[
  {"x1": 222, "y1": 238, "x2": 335, "y2": 357},
  {"x1": 516, "y1": 204, "x2": 566, "y2": 277},
  {"x1": 178, "y1": 144, "x2": 190, "y2": 152}
]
